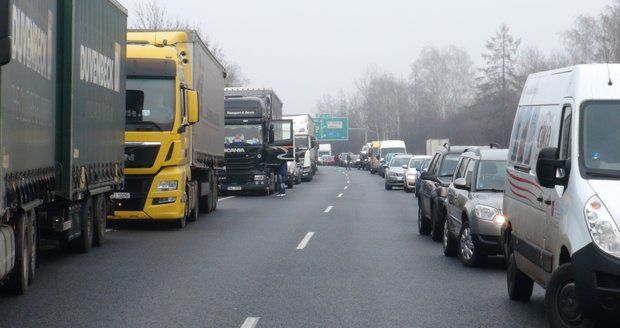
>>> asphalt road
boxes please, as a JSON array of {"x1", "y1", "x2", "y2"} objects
[{"x1": 0, "y1": 166, "x2": 549, "y2": 328}]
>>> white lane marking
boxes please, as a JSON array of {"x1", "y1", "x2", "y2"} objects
[
  {"x1": 219, "y1": 196, "x2": 235, "y2": 201},
  {"x1": 105, "y1": 228, "x2": 114, "y2": 233},
  {"x1": 344, "y1": 186, "x2": 348, "y2": 190},
  {"x1": 324, "y1": 205, "x2": 334, "y2": 213},
  {"x1": 296, "y1": 232, "x2": 315, "y2": 250},
  {"x1": 337, "y1": 193, "x2": 343, "y2": 198},
  {"x1": 240, "y1": 317, "x2": 260, "y2": 328}
]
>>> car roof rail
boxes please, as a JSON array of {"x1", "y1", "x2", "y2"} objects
[{"x1": 443, "y1": 142, "x2": 450, "y2": 151}]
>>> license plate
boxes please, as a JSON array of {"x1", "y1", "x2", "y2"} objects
[
  {"x1": 111, "y1": 192, "x2": 130, "y2": 199},
  {"x1": 396, "y1": 177, "x2": 403, "y2": 181},
  {"x1": 228, "y1": 186, "x2": 242, "y2": 191}
]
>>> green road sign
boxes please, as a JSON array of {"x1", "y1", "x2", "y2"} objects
[
  {"x1": 314, "y1": 117, "x2": 349, "y2": 141},
  {"x1": 316, "y1": 113, "x2": 333, "y2": 118}
]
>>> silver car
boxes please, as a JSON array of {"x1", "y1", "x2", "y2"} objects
[
  {"x1": 404, "y1": 155, "x2": 431, "y2": 193},
  {"x1": 384, "y1": 154, "x2": 413, "y2": 190},
  {"x1": 442, "y1": 148, "x2": 508, "y2": 266}
]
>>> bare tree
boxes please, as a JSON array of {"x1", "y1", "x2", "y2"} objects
[{"x1": 132, "y1": 1, "x2": 248, "y2": 87}]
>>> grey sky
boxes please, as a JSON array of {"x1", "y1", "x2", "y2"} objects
[{"x1": 120, "y1": 0, "x2": 611, "y2": 115}]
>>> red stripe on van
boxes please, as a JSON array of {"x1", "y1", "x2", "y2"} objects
[
  {"x1": 509, "y1": 186, "x2": 536, "y2": 205},
  {"x1": 507, "y1": 171, "x2": 543, "y2": 192},
  {"x1": 507, "y1": 178, "x2": 538, "y2": 202}
]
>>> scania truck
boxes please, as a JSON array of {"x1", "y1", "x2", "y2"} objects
[
  {"x1": 221, "y1": 88, "x2": 294, "y2": 195},
  {"x1": 110, "y1": 30, "x2": 225, "y2": 228},
  {"x1": 283, "y1": 114, "x2": 317, "y2": 181},
  {"x1": 0, "y1": 0, "x2": 127, "y2": 294}
]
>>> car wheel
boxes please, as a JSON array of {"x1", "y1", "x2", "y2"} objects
[
  {"x1": 545, "y1": 263, "x2": 595, "y2": 328},
  {"x1": 507, "y1": 246, "x2": 534, "y2": 301},
  {"x1": 418, "y1": 203, "x2": 431, "y2": 235},
  {"x1": 443, "y1": 220, "x2": 457, "y2": 257},
  {"x1": 458, "y1": 221, "x2": 483, "y2": 266},
  {"x1": 430, "y1": 205, "x2": 443, "y2": 242},
  {"x1": 385, "y1": 183, "x2": 392, "y2": 190}
]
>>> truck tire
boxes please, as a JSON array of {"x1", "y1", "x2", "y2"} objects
[
  {"x1": 4, "y1": 212, "x2": 30, "y2": 295},
  {"x1": 187, "y1": 183, "x2": 199, "y2": 222},
  {"x1": 545, "y1": 263, "x2": 594, "y2": 328},
  {"x1": 93, "y1": 194, "x2": 107, "y2": 247},
  {"x1": 211, "y1": 174, "x2": 218, "y2": 211},
  {"x1": 175, "y1": 216, "x2": 187, "y2": 229},
  {"x1": 27, "y1": 210, "x2": 37, "y2": 285},
  {"x1": 71, "y1": 197, "x2": 94, "y2": 253},
  {"x1": 507, "y1": 248, "x2": 534, "y2": 301}
]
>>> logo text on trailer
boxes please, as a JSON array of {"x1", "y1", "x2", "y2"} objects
[
  {"x1": 80, "y1": 43, "x2": 121, "y2": 92},
  {"x1": 11, "y1": 5, "x2": 53, "y2": 80}
]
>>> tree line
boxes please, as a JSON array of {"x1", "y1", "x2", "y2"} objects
[{"x1": 318, "y1": 0, "x2": 620, "y2": 153}]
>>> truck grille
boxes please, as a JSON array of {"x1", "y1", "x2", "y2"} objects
[
  {"x1": 114, "y1": 176, "x2": 154, "y2": 212},
  {"x1": 125, "y1": 143, "x2": 161, "y2": 169}
]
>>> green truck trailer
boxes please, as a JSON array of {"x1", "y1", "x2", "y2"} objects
[{"x1": 0, "y1": 0, "x2": 127, "y2": 294}]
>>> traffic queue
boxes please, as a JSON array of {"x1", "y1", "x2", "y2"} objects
[{"x1": 354, "y1": 64, "x2": 620, "y2": 327}]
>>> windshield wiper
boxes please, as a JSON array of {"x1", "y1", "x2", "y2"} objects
[
  {"x1": 478, "y1": 188, "x2": 504, "y2": 192},
  {"x1": 585, "y1": 171, "x2": 620, "y2": 179},
  {"x1": 128, "y1": 120, "x2": 163, "y2": 131}
]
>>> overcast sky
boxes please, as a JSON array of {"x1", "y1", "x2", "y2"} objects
[{"x1": 120, "y1": 0, "x2": 611, "y2": 115}]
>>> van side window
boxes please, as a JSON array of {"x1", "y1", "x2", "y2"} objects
[{"x1": 559, "y1": 105, "x2": 572, "y2": 160}]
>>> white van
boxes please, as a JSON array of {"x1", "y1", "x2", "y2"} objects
[
  {"x1": 504, "y1": 64, "x2": 620, "y2": 327},
  {"x1": 379, "y1": 140, "x2": 407, "y2": 160}
]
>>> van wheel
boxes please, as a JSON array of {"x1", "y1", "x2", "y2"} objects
[
  {"x1": 442, "y1": 220, "x2": 457, "y2": 257},
  {"x1": 3, "y1": 212, "x2": 30, "y2": 295},
  {"x1": 458, "y1": 221, "x2": 483, "y2": 266},
  {"x1": 71, "y1": 198, "x2": 94, "y2": 253},
  {"x1": 545, "y1": 263, "x2": 595, "y2": 328},
  {"x1": 507, "y1": 250, "x2": 534, "y2": 301},
  {"x1": 418, "y1": 204, "x2": 431, "y2": 235},
  {"x1": 93, "y1": 195, "x2": 107, "y2": 247}
]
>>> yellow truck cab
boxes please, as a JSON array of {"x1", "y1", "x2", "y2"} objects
[
  {"x1": 369, "y1": 141, "x2": 381, "y2": 174},
  {"x1": 110, "y1": 30, "x2": 225, "y2": 228}
]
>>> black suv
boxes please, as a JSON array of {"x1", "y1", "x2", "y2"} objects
[{"x1": 418, "y1": 145, "x2": 473, "y2": 241}]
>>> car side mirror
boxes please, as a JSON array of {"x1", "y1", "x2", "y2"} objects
[
  {"x1": 401, "y1": 164, "x2": 408, "y2": 169},
  {"x1": 0, "y1": 0, "x2": 10, "y2": 66},
  {"x1": 376, "y1": 155, "x2": 380, "y2": 160},
  {"x1": 536, "y1": 147, "x2": 567, "y2": 188},
  {"x1": 185, "y1": 89, "x2": 199, "y2": 124},
  {"x1": 420, "y1": 171, "x2": 436, "y2": 181},
  {"x1": 453, "y1": 178, "x2": 469, "y2": 190}
]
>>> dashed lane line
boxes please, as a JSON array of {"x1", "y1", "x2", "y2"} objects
[
  {"x1": 296, "y1": 232, "x2": 315, "y2": 250},
  {"x1": 240, "y1": 317, "x2": 260, "y2": 328},
  {"x1": 324, "y1": 205, "x2": 334, "y2": 213},
  {"x1": 337, "y1": 193, "x2": 343, "y2": 198}
]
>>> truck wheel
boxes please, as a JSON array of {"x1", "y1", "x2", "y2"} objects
[
  {"x1": 187, "y1": 184, "x2": 199, "y2": 222},
  {"x1": 71, "y1": 198, "x2": 94, "y2": 253},
  {"x1": 93, "y1": 194, "x2": 107, "y2": 247},
  {"x1": 27, "y1": 210, "x2": 37, "y2": 285},
  {"x1": 4, "y1": 212, "x2": 30, "y2": 295},
  {"x1": 211, "y1": 175, "x2": 218, "y2": 211},
  {"x1": 507, "y1": 247, "x2": 534, "y2": 301},
  {"x1": 175, "y1": 216, "x2": 187, "y2": 229},
  {"x1": 443, "y1": 220, "x2": 457, "y2": 257},
  {"x1": 418, "y1": 203, "x2": 431, "y2": 235},
  {"x1": 545, "y1": 263, "x2": 595, "y2": 328}
]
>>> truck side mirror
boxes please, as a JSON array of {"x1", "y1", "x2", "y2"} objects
[
  {"x1": 536, "y1": 147, "x2": 567, "y2": 188},
  {"x1": 0, "y1": 0, "x2": 11, "y2": 66},
  {"x1": 186, "y1": 89, "x2": 199, "y2": 124}
]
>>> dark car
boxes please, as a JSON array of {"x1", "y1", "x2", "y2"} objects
[
  {"x1": 415, "y1": 158, "x2": 432, "y2": 198},
  {"x1": 418, "y1": 145, "x2": 475, "y2": 241}
]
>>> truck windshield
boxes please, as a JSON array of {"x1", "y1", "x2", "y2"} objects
[
  {"x1": 225, "y1": 124, "x2": 263, "y2": 146},
  {"x1": 581, "y1": 101, "x2": 620, "y2": 178},
  {"x1": 126, "y1": 78, "x2": 175, "y2": 131},
  {"x1": 476, "y1": 160, "x2": 507, "y2": 191},
  {"x1": 295, "y1": 136, "x2": 309, "y2": 149}
]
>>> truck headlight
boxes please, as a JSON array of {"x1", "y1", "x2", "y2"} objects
[
  {"x1": 474, "y1": 205, "x2": 500, "y2": 221},
  {"x1": 584, "y1": 196, "x2": 620, "y2": 258},
  {"x1": 254, "y1": 175, "x2": 266, "y2": 181},
  {"x1": 157, "y1": 180, "x2": 178, "y2": 191}
]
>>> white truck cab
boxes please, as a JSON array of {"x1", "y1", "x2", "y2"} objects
[{"x1": 504, "y1": 64, "x2": 620, "y2": 327}]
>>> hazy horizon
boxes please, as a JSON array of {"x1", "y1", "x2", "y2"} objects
[{"x1": 120, "y1": 0, "x2": 611, "y2": 115}]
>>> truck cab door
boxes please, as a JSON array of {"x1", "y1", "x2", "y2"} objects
[{"x1": 266, "y1": 119, "x2": 294, "y2": 166}]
